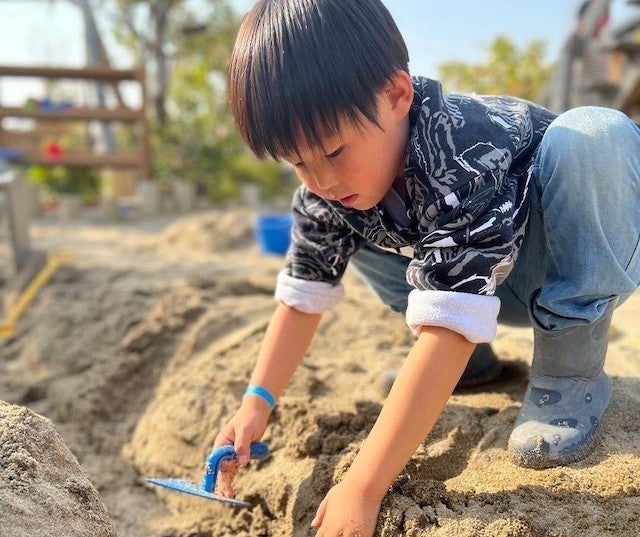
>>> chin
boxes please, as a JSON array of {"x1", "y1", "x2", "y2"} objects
[
  {"x1": 358, "y1": 196, "x2": 386, "y2": 211},
  {"x1": 351, "y1": 199, "x2": 375, "y2": 211}
]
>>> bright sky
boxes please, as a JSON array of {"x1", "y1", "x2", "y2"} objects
[{"x1": 0, "y1": 0, "x2": 636, "y2": 105}]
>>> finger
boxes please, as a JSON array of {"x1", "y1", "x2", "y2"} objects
[
  {"x1": 233, "y1": 429, "x2": 252, "y2": 466},
  {"x1": 310, "y1": 497, "x2": 328, "y2": 529},
  {"x1": 219, "y1": 459, "x2": 237, "y2": 473},
  {"x1": 218, "y1": 478, "x2": 234, "y2": 498},
  {"x1": 214, "y1": 427, "x2": 235, "y2": 448},
  {"x1": 216, "y1": 461, "x2": 239, "y2": 498}
]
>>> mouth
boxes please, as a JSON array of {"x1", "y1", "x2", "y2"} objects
[{"x1": 338, "y1": 194, "x2": 358, "y2": 207}]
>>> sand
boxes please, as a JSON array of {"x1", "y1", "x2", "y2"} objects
[
  {"x1": 0, "y1": 401, "x2": 116, "y2": 536},
  {"x1": 0, "y1": 208, "x2": 638, "y2": 537}
]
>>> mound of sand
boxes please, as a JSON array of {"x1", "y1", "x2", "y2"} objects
[
  {"x1": 1, "y1": 211, "x2": 639, "y2": 537},
  {"x1": 151, "y1": 209, "x2": 256, "y2": 253},
  {"x1": 124, "y1": 269, "x2": 640, "y2": 537},
  {"x1": 0, "y1": 401, "x2": 116, "y2": 537}
]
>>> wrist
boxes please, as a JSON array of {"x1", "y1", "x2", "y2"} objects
[
  {"x1": 342, "y1": 466, "x2": 389, "y2": 502},
  {"x1": 244, "y1": 384, "x2": 276, "y2": 409},
  {"x1": 241, "y1": 386, "x2": 275, "y2": 417},
  {"x1": 240, "y1": 397, "x2": 272, "y2": 423}
]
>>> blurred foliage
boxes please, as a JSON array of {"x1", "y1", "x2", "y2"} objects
[
  {"x1": 27, "y1": 165, "x2": 102, "y2": 202},
  {"x1": 103, "y1": 0, "x2": 292, "y2": 204},
  {"x1": 25, "y1": 124, "x2": 102, "y2": 202},
  {"x1": 438, "y1": 36, "x2": 552, "y2": 101}
]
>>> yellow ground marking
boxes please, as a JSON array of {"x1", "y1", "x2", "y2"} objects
[{"x1": 0, "y1": 250, "x2": 76, "y2": 339}]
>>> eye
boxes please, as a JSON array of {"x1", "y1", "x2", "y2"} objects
[{"x1": 325, "y1": 146, "x2": 345, "y2": 160}]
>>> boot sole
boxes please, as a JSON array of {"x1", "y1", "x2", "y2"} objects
[
  {"x1": 509, "y1": 434, "x2": 597, "y2": 469},
  {"x1": 508, "y1": 409, "x2": 608, "y2": 470}
]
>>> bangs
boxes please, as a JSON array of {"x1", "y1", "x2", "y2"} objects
[{"x1": 228, "y1": 0, "x2": 409, "y2": 160}]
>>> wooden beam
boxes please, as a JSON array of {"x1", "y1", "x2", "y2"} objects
[
  {"x1": 17, "y1": 150, "x2": 144, "y2": 169},
  {"x1": 0, "y1": 65, "x2": 142, "y2": 82},
  {"x1": 0, "y1": 106, "x2": 143, "y2": 123}
]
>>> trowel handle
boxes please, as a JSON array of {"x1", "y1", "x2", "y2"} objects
[
  {"x1": 201, "y1": 442, "x2": 270, "y2": 492},
  {"x1": 247, "y1": 441, "x2": 270, "y2": 460}
]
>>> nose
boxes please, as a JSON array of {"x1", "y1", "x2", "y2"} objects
[{"x1": 311, "y1": 167, "x2": 339, "y2": 192}]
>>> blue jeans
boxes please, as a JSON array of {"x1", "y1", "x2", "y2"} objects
[{"x1": 351, "y1": 107, "x2": 640, "y2": 331}]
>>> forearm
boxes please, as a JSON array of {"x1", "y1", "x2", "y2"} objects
[
  {"x1": 215, "y1": 302, "x2": 321, "y2": 467},
  {"x1": 248, "y1": 301, "x2": 321, "y2": 402},
  {"x1": 347, "y1": 326, "x2": 475, "y2": 499}
]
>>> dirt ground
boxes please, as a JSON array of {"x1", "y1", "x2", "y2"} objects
[{"x1": 0, "y1": 209, "x2": 638, "y2": 537}]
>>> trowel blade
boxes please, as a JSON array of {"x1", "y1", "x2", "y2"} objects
[{"x1": 146, "y1": 478, "x2": 251, "y2": 508}]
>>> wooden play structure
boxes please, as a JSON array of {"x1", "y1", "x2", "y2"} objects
[
  {"x1": 0, "y1": 0, "x2": 151, "y2": 269},
  {"x1": 0, "y1": 63, "x2": 150, "y2": 283},
  {"x1": 0, "y1": 0, "x2": 151, "y2": 335},
  {"x1": 0, "y1": 0, "x2": 150, "y2": 176},
  {"x1": 0, "y1": 64, "x2": 150, "y2": 176}
]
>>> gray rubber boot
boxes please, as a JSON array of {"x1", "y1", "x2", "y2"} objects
[
  {"x1": 508, "y1": 300, "x2": 616, "y2": 469},
  {"x1": 377, "y1": 343, "x2": 502, "y2": 396},
  {"x1": 456, "y1": 343, "x2": 502, "y2": 389}
]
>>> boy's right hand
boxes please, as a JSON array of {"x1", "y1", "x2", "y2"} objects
[{"x1": 213, "y1": 397, "x2": 271, "y2": 498}]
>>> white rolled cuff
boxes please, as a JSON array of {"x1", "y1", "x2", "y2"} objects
[
  {"x1": 406, "y1": 289, "x2": 500, "y2": 343},
  {"x1": 275, "y1": 270, "x2": 344, "y2": 314}
]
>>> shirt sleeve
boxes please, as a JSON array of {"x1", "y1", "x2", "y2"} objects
[
  {"x1": 275, "y1": 187, "x2": 365, "y2": 314},
  {"x1": 406, "y1": 289, "x2": 501, "y2": 342},
  {"x1": 404, "y1": 185, "x2": 525, "y2": 342},
  {"x1": 401, "y1": 89, "x2": 542, "y2": 342}
]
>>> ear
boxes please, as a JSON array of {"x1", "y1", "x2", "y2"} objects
[{"x1": 383, "y1": 70, "x2": 414, "y2": 120}]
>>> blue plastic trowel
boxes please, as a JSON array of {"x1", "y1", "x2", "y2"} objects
[{"x1": 147, "y1": 442, "x2": 269, "y2": 508}]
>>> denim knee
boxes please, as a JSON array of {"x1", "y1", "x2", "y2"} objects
[
  {"x1": 529, "y1": 106, "x2": 640, "y2": 327},
  {"x1": 542, "y1": 106, "x2": 634, "y2": 143},
  {"x1": 534, "y1": 107, "x2": 639, "y2": 196}
]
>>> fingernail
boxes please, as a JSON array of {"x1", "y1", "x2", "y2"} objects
[{"x1": 239, "y1": 455, "x2": 249, "y2": 466}]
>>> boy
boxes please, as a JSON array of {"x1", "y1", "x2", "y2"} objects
[{"x1": 213, "y1": 1, "x2": 640, "y2": 535}]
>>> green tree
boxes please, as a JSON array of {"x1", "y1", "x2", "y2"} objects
[
  {"x1": 108, "y1": 0, "x2": 201, "y2": 124},
  {"x1": 438, "y1": 36, "x2": 552, "y2": 101},
  {"x1": 103, "y1": 0, "x2": 290, "y2": 202}
]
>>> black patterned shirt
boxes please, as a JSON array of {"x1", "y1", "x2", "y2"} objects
[{"x1": 275, "y1": 76, "x2": 556, "y2": 342}]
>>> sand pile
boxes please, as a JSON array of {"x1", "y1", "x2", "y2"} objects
[
  {"x1": 124, "y1": 269, "x2": 640, "y2": 537},
  {"x1": 0, "y1": 400, "x2": 116, "y2": 537},
  {"x1": 150, "y1": 209, "x2": 256, "y2": 253},
  {"x1": 0, "y1": 210, "x2": 638, "y2": 537}
]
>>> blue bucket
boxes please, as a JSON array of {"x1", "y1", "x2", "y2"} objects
[
  {"x1": 0, "y1": 147, "x2": 24, "y2": 163},
  {"x1": 255, "y1": 213, "x2": 293, "y2": 255}
]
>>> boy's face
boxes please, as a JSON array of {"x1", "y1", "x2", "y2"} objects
[{"x1": 284, "y1": 73, "x2": 413, "y2": 210}]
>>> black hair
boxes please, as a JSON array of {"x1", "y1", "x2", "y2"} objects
[{"x1": 228, "y1": 0, "x2": 410, "y2": 160}]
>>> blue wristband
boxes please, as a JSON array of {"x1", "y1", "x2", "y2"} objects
[{"x1": 244, "y1": 385, "x2": 276, "y2": 410}]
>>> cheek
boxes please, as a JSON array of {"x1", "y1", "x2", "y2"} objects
[
  {"x1": 295, "y1": 170, "x2": 321, "y2": 195},
  {"x1": 294, "y1": 168, "x2": 310, "y2": 185}
]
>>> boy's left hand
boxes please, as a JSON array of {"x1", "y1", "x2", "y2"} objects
[{"x1": 311, "y1": 476, "x2": 382, "y2": 537}]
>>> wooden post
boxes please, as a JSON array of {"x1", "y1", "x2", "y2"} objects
[
  {"x1": 0, "y1": 169, "x2": 31, "y2": 272},
  {"x1": 138, "y1": 66, "x2": 151, "y2": 179}
]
